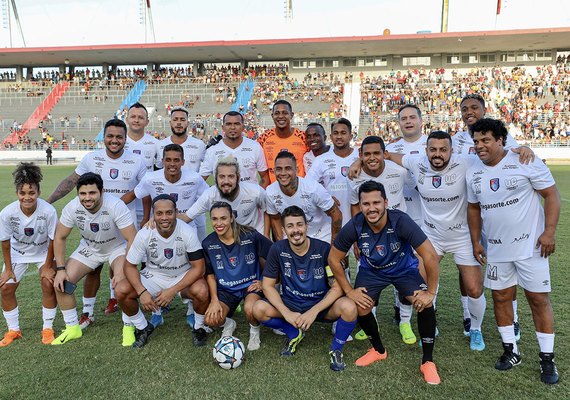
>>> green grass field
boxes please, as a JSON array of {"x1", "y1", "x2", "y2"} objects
[{"x1": 0, "y1": 165, "x2": 568, "y2": 399}]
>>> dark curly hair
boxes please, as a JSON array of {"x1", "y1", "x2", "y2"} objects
[{"x1": 13, "y1": 162, "x2": 43, "y2": 191}]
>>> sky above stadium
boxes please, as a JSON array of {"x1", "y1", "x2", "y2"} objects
[{"x1": 0, "y1": 0, "x2": 568, "y2": 48}]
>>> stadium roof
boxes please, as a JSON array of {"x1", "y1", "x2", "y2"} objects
[{"x1": 2, "y1": 27, "x2": 570, "y2": 67}]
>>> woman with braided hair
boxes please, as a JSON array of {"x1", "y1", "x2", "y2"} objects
[{"x1": 0, "y1": 163, "x2": 58, "y2": 346}]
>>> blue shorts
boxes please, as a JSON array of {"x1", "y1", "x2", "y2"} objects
[
  {"x1": 218, "y1": 288, "x2": 263, "y2": 317},
  {"x1": 354, "y1": 267, "x2": 426, "y2": 306},
  {"x1": 263, "y1": 298, "x2": 334, "y2": 323}
]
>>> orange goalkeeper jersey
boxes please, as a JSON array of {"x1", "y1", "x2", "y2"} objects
[{"x1": 257, "y1": 127, "x2": 307, "y2": 183}]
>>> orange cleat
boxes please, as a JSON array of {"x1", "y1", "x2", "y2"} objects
[
  {"x1": 420, "y1": 361, "x2": 441, "y2": 385},
  {"x1": 0, "y1": 330, "x2": 22, "y2": 347},
  {"x1": 41, "y1": 328, "x2": 55, "y2": 345},
  {"x1": 354, "y1": 348, "x2": 388, "y2": 367}
]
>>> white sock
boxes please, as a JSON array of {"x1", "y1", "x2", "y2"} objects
[
  {"x1": 468, "y1": 294, "x2": 486, "y2": 330},
  {"x1": 399, "y1": 304, "x2": 412, "y2": 324},
  {"x1": 152, "y1": 309, "x2": 162, "y2": 316},
  {"x1": 109, "y1": 280, "x2": 115, "y2": 299},
  {"x1": 536, "y1": 331, "x2": 555, "y2": 353},
  {"x1": 62, "y1": 308, "x2": 79, "y2": 326},
  {"x1": 42, "y1": 306, "x2": 57, "y2": 329},
  {"x1": 512, "y1": 300, "x2": 519, "y2": 323},
  {"x1": 122, "y1": 312, "x2": 133, "y2": 326},
  {"x1": 394, "y1": 288, "x2": 400, "y2": 308},
  {"x1": 461, "y1": 296, "x2": 470, "y2": 319},
  {"x1": 82, "y1": 297, "x2": 96, "y2": 317},
  {"x1": 194, "y1": 313, "x2": 205, "y2": 329},
  {"x1": 432, "y1": 283, "x2": 440, "y2": 309},
  {"x1": 186, "y1": 300, "x2": 195, "y2": 316},
  {"x1": 249, "y1": 323, "x2": 260, "y2": 333},
  {"x1": 3, "y1": 307, "x2": 19, "y2": 331},
  {"x1": 498, "y1": 325, "x2": 519, "y2": 354},
  {"x1": 129, "y1": 309, "x2": 148, "y2": 330},
  {"x1": 372, "y1": 306, "x2": 377, "y2": 320}
]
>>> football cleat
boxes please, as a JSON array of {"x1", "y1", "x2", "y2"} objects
[
  {"x1": 133, "y1": 324, "x2": 154, "y2": 348},
  {"x1": 192, "y1": 328, "x2": 207, "y2": 347},
  {"x1": 399, "y1": 322, "x2": 417, "y2": 345},
  {"x1": 329, "y1": 350, "x2": 346, "y2": 371},
  {"x1": 355, "y1": 348, "x2": 388, "y2": 367},
  {"x1": 104, "y1": 298, "x2": 118, "y2": 315},
  {"x1": 469, "y1": 329, "x2": 485, "y2": 351},
  {"x1": 495, "y1": 342, "x2": 521, "y2": 370},
  {"x1": 0, "y1": 330, "x2": 22, "y2": 347},
  {"x1": 51, "y1": 325, "x2": 82, "y2": 345},
  {"x1": 150, "y1": 313, "x2": 164, "y2": 328},
  {"x1": 122, "y1": 325, "x2": 136, "y2": 347},
  {"x1": 280, "y1": 329, "x2": 305, "y2": 356},
  {"x1": 41, "y1": 328, "x2": 55, "y2": 345},
  {"x1": 420, "y1": 361, "x2": 441, "y2": 385},
  {"x1": 79, "y1": 313, "x2": 94, "y2": 330},
  {"x1": 539, "y1": 352, "x2": 559, "y2": 384}
]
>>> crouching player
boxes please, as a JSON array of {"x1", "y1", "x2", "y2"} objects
[
  {"x1": 328, "y1": 181, "x2": 441, "y2": 384},
  {"x1": 116, "y1": 194, "x2": 210, "y2": 348},
  {"x1": 202, "y1": 202, "x2": 273, "y2": 351},
  {"x1": 0, "y1": 163, "x2": 58, "y2": 346},
  {"x1": 52, "y1": 172, "x2": 136, "y2": 345},
  {"x1": 252, "y1": 206, "x2": 357, "y2": 371}
]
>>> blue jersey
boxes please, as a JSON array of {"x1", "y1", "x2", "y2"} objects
[
  {"x1": 264, "y1": 238, "x2": 330, "y2": 312},
  {"x1": 203, "y1": 230, "x2": 272, "y2": 294},
  {"x1": 334, "y1": 210, "x2": 427, "y2": 276}
]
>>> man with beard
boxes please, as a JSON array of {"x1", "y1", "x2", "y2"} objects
[
  {"x1": 266, "y1": 151, "x2": 343, "y2": 243},
  {"x1": 199, "y1": 111, "x2": 269, "y2": 188},
  {"x1": 116, "y1": 195, "x2": 209, "y2": 348},
  {"x1": 46, "y1": 119, "x2": 147, "y2": 337},
  {"x1": 303, "y1": 123, "x2": 330, "y2": 173},
  {"x1": 180, "y1": 156, "x2": 268, "y2": 236},
  {"x1": 51, "y1": 173, "x2": 137, "y2": 345}
]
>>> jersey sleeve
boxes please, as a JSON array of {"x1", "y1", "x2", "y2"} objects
[
  {"x1": 198, "y1": 148, "x2": 214, "y2": 177},
  {"x1": 313, "y1": 181, "x2": 335, "y2": 211},
  {"x1": 402, "y1": 155, "x2": 422, "y2": 177},
  {"x1": 395, "y1": 212, "x2": 428, "y2": 249},
  {"x1": 348, "y1": 180, "x2": 359, "y2": 205},
  {"x1": 0, "y1": 209, "x2": 11, "y2": 241},
  {"x1": 126, "y1": 230, "x2": 147, "y2": 265},
  {"x1": 136, "y1": 159, "x2": 147, "y2": 183},
  {"x1": 59, "y1": 201, "x2": 77, "y2": 228},
  {"x1": 114, "y1": 200, "x2": 134, "y2": 229},
  {"x1": 255, "y1": 143, "x2": 269, "y2": 172},
  {"x1": 262, "y1": 243, "x2": 281, "y2": 280},
  {"x1": 265, "y1": 186, "x2": 279, "y2": 215},
  {"x1": 134, "y1": 177, "x2": 150, "y2": 199},
  {"x1": 255, "y1": 186, "x2": 267, "y2": 212},
  {"x1": 74, "y1": 154, "x2": 91, "y2": 175},
  {"x1": 466, "y1": 170, "x2": 479, "y2": 203},
  {"x1": 254, "y1": 231, "x2": 273, "y2": 259},
  {"x1": 528, "y1": 159, "x2": 556, "y2": 191},
  {"x1": 183, "y1": 225, "x2": 203, "y2": 253},
  {"x1": 197, "y1": 176, "x2": 210, "y2": 198},
  {"x1": 46, "y1": 205, "x2": 58, "y2": 240},
  {"x1": 332, "y1": 219, "x2": 358, "y2": 253},
  {"x1": 504, "y1": 134, "x2": 519, "y2": 150},
  {"x1": 155, "y1": 143, "x2": 164, "y2": 169},
  {"x1": 186, "y1": 189, "x2": 211, "y2": 220},
  {"x1": 305, "y1": 158, "x2": 320, "y2": 183}
]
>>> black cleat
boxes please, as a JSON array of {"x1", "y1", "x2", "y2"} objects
[
  {"x1": 539, "y1": 352, "x2": 559, "y2": 384},
  {"x1": 192, "y1": 328, "x2": 207, "y2": 347},
  {"x1": 329, "y1": 350, "x2": 346, "y2": 371},
  {"x1": 392, "y1": 306, "x2": 400, "y2": 325},
  {"x1": 495, "y1": 342, "x2": 521, "y2": 371},
  {"x1": 133, "y1": 324, "x2": 154, "y2": 348}
]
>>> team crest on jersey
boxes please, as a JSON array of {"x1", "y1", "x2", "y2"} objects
[
  {"x1": 489, "y1": 178, "x2": 500, "y2": 192},
  {"x1": 229, "y1": 257, "x2": 237, "y2": 267},
  {"x1": 133, "y1": 150, "x2": 141, "y2": 155},
  {"x1": 376, "y1": 245, "x2": 386, "y2": 256},
  {"x1": 341, "y1": 166, "x2": 349, "y2": 177},
  {"x1": 169, "y1": 193, "x2": 178, "y2": 202},
  {"x1": 24, "y1": 228, "x2": 34, "y2": 236},
  {"x1": 297, "y1": 269, "x2": 307, "y2": 280},
  {"x1": 90, "y1": 223, "x2": 100, "y2": 232},
  {"x1": 164, "y1": 248, "x2": 174, "y2": 259},
  {"x1": 432, "y1": 176, "x2": 442, "y2": 188},
  {"x1": 468, "y1": 147, "x2": 476, "y2": 154},
  {"x1": 109, "y1": 168, "x2": 119, "y2": 180}
]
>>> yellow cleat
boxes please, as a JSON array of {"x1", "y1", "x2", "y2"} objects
[{"x1": 51, "y1": 325, "x2": 82, "y2": 345}]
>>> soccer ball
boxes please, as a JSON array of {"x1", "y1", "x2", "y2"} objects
[{"x1": 212, "y1": 336, "x2": 246, "y2": 369}]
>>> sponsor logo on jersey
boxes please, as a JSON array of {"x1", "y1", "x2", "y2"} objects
[
  {"x1": 490, "y1": 178, "x2": 500, "y2": 192},
  {"x1": 229, "y1": 257, "x2": 237, "y2": 267},
  {"x1": 110, "y1": 168, "x2": 119, "y2": 180},
  {"x1": 90, "y1": 223, "x2": 99, "y2": 232},
  {"x1": 376, "y1": 245, "x2": 386, "y2": 256},
  {"x1": 297, "y1": 268, "x2": 307, "y2": 280},
  {"x1": 169, "y1": 193, "x2": 178, "y2": 202},
  {"x1": 24, "y1": 227, "x2": 34, "y2": 236},
  {"x1": 133, "y1": 150, "x2": 141, "y2": 154},
  {"x1": 432, "y1": 176, "x2": 442, "y2": 188},
  {"x1": 341, "y1": 166, "x2": 348, "y2": 177},
  {"x1": 164, "y1": 248, "x2": 174, "y2": 259}
]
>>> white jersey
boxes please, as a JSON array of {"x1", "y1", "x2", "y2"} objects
[
  {"x1": 452, "y1": 130, "x2": 518, "y2": 156},
  {"x1": 403, "y1": 154, "x2": 477, "y2": 241},
  {"x1": 155, "y1": 135, "x2": 206, "y2": 172},
  {"x1": 303, "y1": 151, "x2": 317, "y2": 173},
  {"x1": 386, "y1": 135, "x2": 427, "y2": 223},
  {"x1": 0, "y1": 199, "x2": 57, "y2": 263},
  {"x1": 306, "y1": 148, "x2": 359, "y2": 226},
  {"x1": 75, "y1": 150, "x2": 147, "y2": 215},
  {"x1": 466, "y1": 152, "x2": 555, "y2": 262},
  {"x1": 348, "y1": 160, "x2": 413, "y2": 212},
  {"x1": 134, "y1": 169, "x2": 208, "y2": 215},
  {"x1": 126, "y1": 221, "x2": 201, "y2": 278},
  {"x1": 199, "y1": 137, "x2": 268, "y2": 183},
  {"x1": 186, "y1": 182, "x2": 267, "y2": 234},
  {"x1": 60, "y1": 194, "x2": 134, "y2": 255},
  {"x1": 266, "y1": 177, "x2": 335, "y2": 241},
  {"x1": 124, "y1": 134, "x2": 159, "y2": 171}
]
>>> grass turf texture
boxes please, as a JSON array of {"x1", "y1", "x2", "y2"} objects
[{"x1": 0, "y1": 164, "x2": 568, "y2": 399}]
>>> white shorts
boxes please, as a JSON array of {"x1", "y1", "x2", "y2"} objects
[
  {"x1": 139, "y1": 269, "x2": 187, "y2": 297},
  {"x1": 431, "y1": 237, "x2": 479, "y2": 266},
  {"x1": 484, "y1": 253, "x2": 551, "y2": 292},
  {"x1": 2, "y1": 262, "x2": 43, "y2": 284},
  {"x1": 69, "y1": 243, "x2": 127, "y2": 270}
]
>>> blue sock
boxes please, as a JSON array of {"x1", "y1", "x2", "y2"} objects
[
  {"x1": 261, "y1": 318, "x2": 299, "y2": 339},
  {"x1": 331, "y1": 318, "x2": 356, "y2": 351}
]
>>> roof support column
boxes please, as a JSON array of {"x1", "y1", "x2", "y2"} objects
[
  {"x1": 147, "y1": 62, "x2": 154, "y2": 79},
  {"x1": 15, "y1": 66, "x2": 23, "y2": 83}
]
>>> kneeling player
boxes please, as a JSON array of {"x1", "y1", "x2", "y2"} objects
[
  {"x1": 328, "y1": 181, "x2": 441, "y2": 384},
  {"x1": 0, "y1": 163, "x2": 58, "y2": 346},
  {"x1": 203, "y1": 202, "x2": 272, "y2": 351},
  {"x1": 52, "y1": 173, "x2": 137, "y2": 345},
  {"x1": 252, "y1": 206, "x2": 357, "y2": 371},
  {"x1": 116, "y1": 194, "x2": 210, "y2": 348}
]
